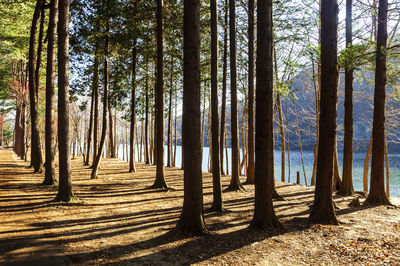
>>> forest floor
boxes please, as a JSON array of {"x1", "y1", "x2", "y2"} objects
[{"x1": 0, "y1": 148, "x2": 400, "y2": 265}]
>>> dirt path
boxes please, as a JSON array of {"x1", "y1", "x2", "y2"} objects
[{"x1": 0, "y1": 148, "x2": 399, "y2": 265}]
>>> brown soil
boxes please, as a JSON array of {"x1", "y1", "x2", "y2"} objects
[{"x1": 0, "y1": 148, "x2": 399, "y2": 265}]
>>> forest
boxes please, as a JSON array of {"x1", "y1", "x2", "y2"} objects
[{"x1": 0, "y1": 0, "x2": 399, "y2": 264}]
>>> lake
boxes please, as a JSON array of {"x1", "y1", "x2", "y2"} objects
[{"x1": 116, "y1": 145, "x2": 400, "y2": 196}]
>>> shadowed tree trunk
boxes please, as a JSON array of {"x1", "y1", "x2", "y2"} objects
[
  {"x1": 35, "y1": 0, "x2": 45, "y2": 98},
  {"x1": 85, "y1": 73, "x2": 94, "y2": 166},
  {"x1": 210, "y1": 0, "x2": 224, "y2": 212},
  {"x1": 108, "y1": 104, "x2": 115, "y2": 158},
  {"x1": 246, "y1": 0, "x2": 255, "y2": 184},
  {"x1": 129, "y1": 42, "x2": 137, "y2": 173},
  {"x1": 220, "y1": 0, "x2": 228, "y2": 176},
  {"x1": 178, "y1": 0, "x2": 208, "y2": 235},
  {"x1": 151, "y1": 0, "x2": 168, "y2": 189},
  {"x1": 28, "y1": 0, "x2": 44, "y2": 173},
  {"x1": 43, "y1": 0, "x2": 58, "y2": 186},
  {"x1": 55, "y1": 0, "x2": 73, "y2": 202},
  {"x1": 226, "y1": 0, "x2": 243, "y2": 191},
  {"x1": 365, "y1": 0, "x2": 391, "y2": 205},
  {"x1": 91, "y1": 23, "x2": 110, "y2": 180},
  {"x1": 144, "y1": 62, "x2": 150, "y2": 164},
  {"x1": 92, "y1": 55, "x2": 99, "y2": 166},
  {"x1": 340, "y1": 0, "x2": 355, "y2": 196},
  {"x1": 167, "y1": 55, "x2": 173, "y2": 168},
  {"x1": 251, "y1": 0, "x2": 280, "y2": 230},
  {"x1": 309, "y1": 0, "x2": 339, "y2": 225}
]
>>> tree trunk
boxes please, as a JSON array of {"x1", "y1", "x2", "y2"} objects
[
  {"x1": 384, "y1": 136, "x2": 389, "y2": 197},
  {"x1": 43, "y1": 0, "x2": 58, "y2": 186},
  {"x1": 246, "y1": 0, "x2": 255, "y2": 184},
  {"x1": 91, "y1": 23, "x2": 110, "y2": 180},
  {"x1": 35, "y1": 0, "x2": 45, "y2": 98},
  {"x1": 144, "y1": 63, "x2": 150, "y2": 164},
  {"x1": 309, "y1": 0, "x2": 339, "y2": 225},
  {"x1": 178, "y1": 0, "x2": 208, "y2": 235},
  {"x1": 210, "y1": 0, "x2": 224, "y2": 212},
  {"x1": 92, "y1": 55, "x2": 99, "y2": 166},
  {"x1": 28, "y1": 0, "x2": 44, "y2": 173},
  {"x1": 340, "y1": 0, "x2": 355, "y2": 196},
  {"x1": 167, "y1": 55, "x2": 173, "y2": 168},
  {"x1": 108, "y1": 104, "x2": 114, "y2": 158},
  {"x1": 363, "y1": 135, "x2": 373, "y2": 192},
  {"x1": 277, "y1": 93, "x2": 285, "y2": 182},
  {"x1": 227, "y1": 0, "x2": 243, "y2": 191},
  {"x1": 151, "y1": 0, "x2": 168, "y2": 189},
  {"x1": 366, "y1": 0, "x2": 391, "y2": 205},
  {"x1": 220, "y1": 0, "x2": 228, "y2": 176},
  {"x1": 55, "y1": 0, "x2": 73, "y2": 202},
  {"x1": 129, "y1": 42, "x2": 137, "y2": 172},
  {"x1": 251, "y1": 0, "x2": 280, "y2": 230},
  {"x1": 85, "y1": 71, "x2": 94, "y2": 166}
]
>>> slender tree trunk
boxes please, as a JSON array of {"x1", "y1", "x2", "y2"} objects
[
  {"x1": 246, "y1": 0, "x2": 255, "y2": 184},
  {"x1": 227, "y1": 0, "x2": 243, "y2": 191},
  {"x1": 178, "y1": 0, "x2": 208, "y2": 235},
  {"x1": 210, "y1": 0, "x2": 224, "y2": 212},
  {"x1": 55, "y1": 0, "x2": 73, "y2": 202},
  {"x1": 85, "y1": 74, "x2": 94, "y2": 166},
  {"x1": 167, "y1": 56, "x2": 173, "y2": 167},
  {"x1": 108, "y1": 104, "x2": 114, "y2": 158},
  {"x1": 92, "y1": 55, "x2": 99, "y2": 166},
  {"x1": 220, "y1": 0, "x2": 228, "y2": 176},
  {"x1": 251, "y1": 0, "x2": 280, "y2": 230},
  {"x1": 363, "y1": 135, "x2": 373, "y2": 192},
  {"x1": 340, "y1": 0, "x2": 355, "y2": 196},
  {"x1": 366, "y1": 0, "x2": 391, "y2": 205},
  {"x1": 129, "y1": 42, "x2": 137, "y2": 172},
  {"x1": 91, "y1": 23, "x2": 110, "y2": 180},
  {"x1": 309, "y1": 0, "x2": 339, "y2": 225},
  {"x1": 151, "y1": 0, "x2": 168, "y2": 189},
  {"x1": 35, "y1": 0, "x2": 45, "y2": 98},
  {"x1": 173, "y1": 95, "x2": 177, "y2": 166},
  {"x1": 43, "y1": 0, "x2": 57, "y2": 186},
  {"x1": 384, "y1": 136, "x2": 389, "y2": 197},
  {"x1": 277, "y1": 93, "x2": 285, "y2": 182},
  {"x1": 144, "y1": 63, "x2": 150, "y2": 164}
]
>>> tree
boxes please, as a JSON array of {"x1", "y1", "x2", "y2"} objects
[
  {"x1": 28, "y1": 0, "x2": 43, "y2": 173},
  {"x1": 43, "y1": 0, "x2": 58, "y2": 186},
  {"x1": 92, "y1": 55, "x2": 99, "y2": 166},
  {"x1": 365, "y1": 0, "x2": 391, "y2": 205},
  {"x1": 226, "y1": 0, "x2": 243, "y2": 191},
  {"x1": 129, "y1": 41, "x2": 137, "y2": 173},
  {"x1": 246, "y1": 0, "x2": 255, "y2": 184},
  {"x1": 178, "y1": 0, "x2": 208, "y2": 235},
  {"x1": 210, "y1": 0, "x2": 224, "y2": 212},
  {"x1": 339, "y1": 0, "x2": 355, "y2": 196},
  {"x1": 309, "y1": 0, "x2": 339, "y2": 225},
  {"x1": 151, "y1": 0, "x2": 168, "y2": 189},
  {"x1": 55, "y1": 0, "x2": 73, "y2": 202},
  {"x1": 251, "y1": 0, "x2": 280, "y2": 230}
]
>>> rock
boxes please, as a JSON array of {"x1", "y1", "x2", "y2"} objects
[{"x1": 349, "y1": 197, "x2": 360, "y2": 208}]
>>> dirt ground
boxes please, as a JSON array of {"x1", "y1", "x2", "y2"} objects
[{"x1": 0, "y1": 148, "x2": 399, "y2": 265}]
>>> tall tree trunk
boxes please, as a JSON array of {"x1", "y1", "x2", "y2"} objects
[
  {"x1": 227, "y1": 0, "x2": 243, "y2": 191},
  {"x1": 85, "y1": 73, "x2": 94, "y2": 166},
  {"x1": 340, "y1": 0, "x2": 355, "y2": 196},
  {"x1": 363, "y1": 135, "x2": 373, "y2": 192},
  {"x1": 173, "y1": 94, "x2": 177, "y2": 167},
  {"x1": 246, "y1": 0, "x2": 255, "y2": 184},
  {"x1": 151, "y1": 0, "x2": 168, "y2": 189},
  {"x1": 178, "y1": 0, "x2": 208, "y2": 235},
  {"x1": 167, "y1": 55, "x2": 173, "y2": 168},
  {"x1": 28, "y1": 0, "x2": 43, "y2": 173},
  {"x1": 251, "y1": 0, "x2": 280, "y2": 230},
  {"x1": 43, "y1": 0, "x2": 58, "y2": 185},
  {"x1": 55, "y1": 0, "x2": 73, "y2": 202},
  {"x1": 129, "y1": 42, "x2": 137, "y2": 172},
  {"x1": 309, "y1": 0, "x2": 339, "y2": 225},
  {"x1": 92, "y1": 55, "x2": 99, "y2": 165},
  {"x1": 277, "y1": 93, "x2": 285, "y2": 182},
  {"x1": 108, "y1": 104, "x2": 114, "y2": 158},
  {"x1": 91, "y1": 23, "x2": 110, "y2": 180},
  {"x1": 210, "y1": 0, "x2": 224, "y2": 212},
  {"x1": 144, "y1": 62, "x2": 150, "y2": 164},
  {"x1": 35, "y1": 0, "x2": 45, "y2": 98},
  {"x1": 366, "y1": 0, "x2": 391, "y2": 205},
  {"x1": 220, "y1": 0, "x2": 228, "y2": 176}
]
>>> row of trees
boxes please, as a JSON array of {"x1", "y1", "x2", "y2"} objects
[{"x1": 0, "y1": 0, "x2": 399, "y2": 233}]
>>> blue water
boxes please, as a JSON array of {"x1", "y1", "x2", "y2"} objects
[{"x1": 116, "y1": 145, "x2": 400, "y2": 196}]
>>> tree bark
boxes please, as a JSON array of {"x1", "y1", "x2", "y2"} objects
[
  {"x1": 43, "y1": 0, "x2": 58, "y2": 186},
  {"x1": 151, "y1": 0, "x2": 168, "y2": 189},
  {"x1": 210, "y1": 0, "x2": 224, "y2": 212},
  {"x1": 366, "y1": 0, "x2": 391, "y2": 205},
  {"x1": 220, "y1": 0, "x2": 228, "y2": 176},
  {"x1": 144, "y1": 64, "x2": 150, "y2": 164},
  {"x1": 129, "y1": 42, "x2": 137, "y2": 172},
  {"x1": 178, "y1": 0, "x2": 208, "y2": 235},
  {"x1": 246, "y1": 0, "x2": 255, "y2": 184},
  {"x1": 85, "y1": 72, "x2": 94, "y2": 166},
  {"x1": 55, "y1": 0, "x2": 73, "y2": 202},
  {"x1": 167, "y1": 55, "x2": 173, "y2": 167},
  {"x1": 226, "y1": 0, "x2": 243, "y2": 191},
  {"x1": 340, "y1": 0, "x2": 355, "y2": 196},
  {"x1": 28, "y1": 0, "x2": 44, "y2": 173},
  {"x1": 251, "y1": 0, "x2": 280, "y2": 230},
  {"x1": 309, "y1": 0, "x2": 339, "y2": 225},
  {"x1": 92, "y1": 55, "x2": 99, "y2": 166}
]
